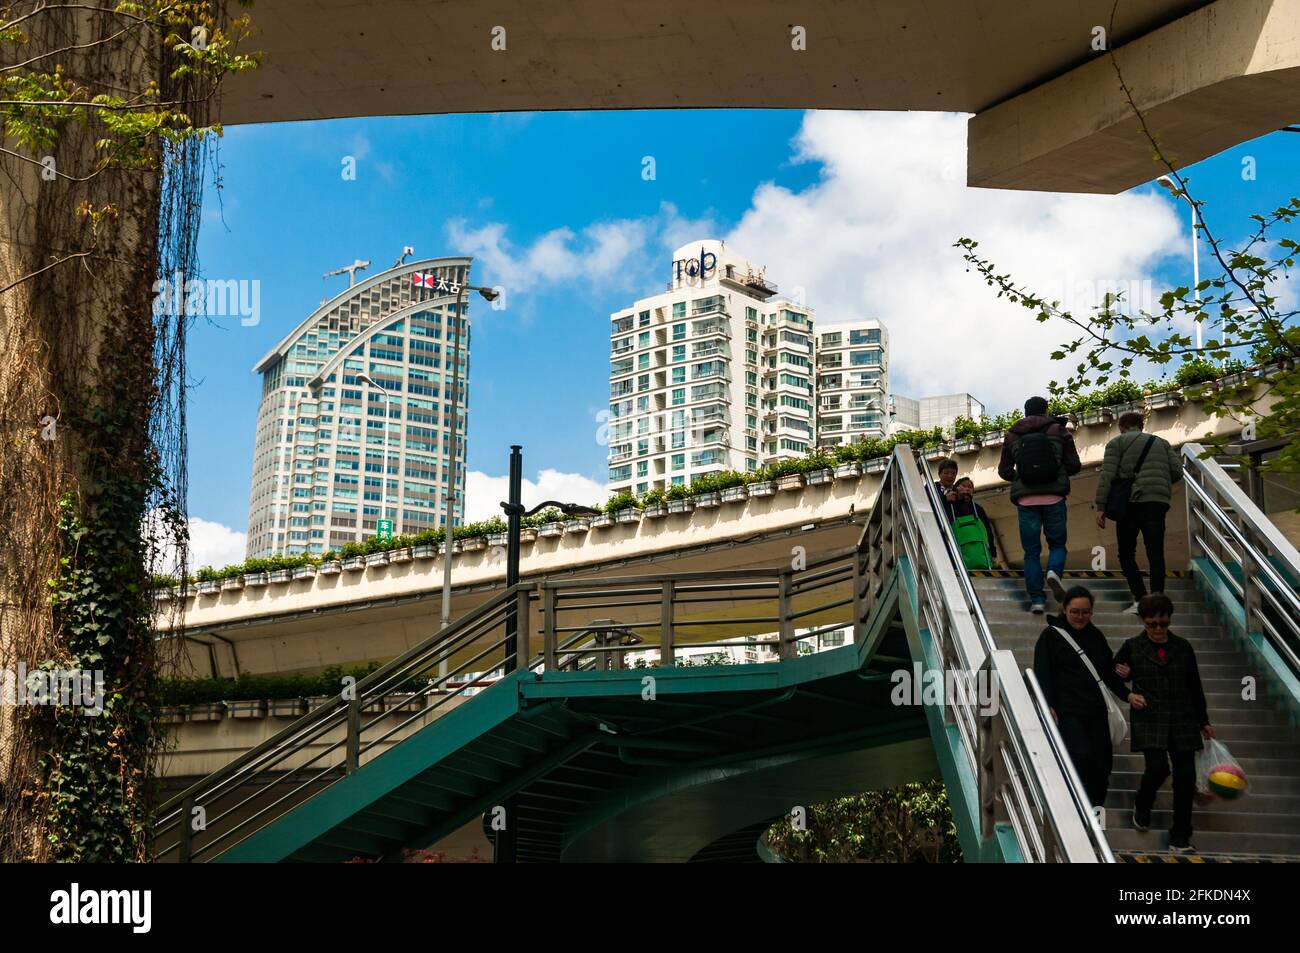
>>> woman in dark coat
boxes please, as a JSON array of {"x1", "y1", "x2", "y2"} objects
[
  {"x1": 1113, "y1": 593, "x2": 1214, "y2": 852},
  {"x1": 1033, "y1": 585, "x2": 1133, "y2": 807}
]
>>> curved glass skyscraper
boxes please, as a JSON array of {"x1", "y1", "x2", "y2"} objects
[{"x1": 246, "y1": 257, "x2": 472, "y2": 559}]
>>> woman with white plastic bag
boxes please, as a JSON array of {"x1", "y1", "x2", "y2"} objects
[
  {"x1": 1033, "y1": 585, "x2": 1136, "y2": 809},
  {"x1": 1114, "y1": 593, "x2": 1215, "y2": 853}
]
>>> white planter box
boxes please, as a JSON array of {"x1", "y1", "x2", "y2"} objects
[
  {"x1": 644, "y1": 504, "x2": 668, "y2": 519},
  {"x1": 614, "y1": 508, "x2": 642, "y2": 524},
  {"x1": 342, "y1": 556, "x2": 366, "y2": 572},
  {"x1": 438, "y1": 540, "x2": 463, "y2": 555},
  {"x1": 270, "y1": 569, "x2": 294, "y2": 583},
  {"x1": 590, "y1": 514, "x2": 614, "y2": 529},
  {"x1": 693, "y1": 491, "x2": 721, "y2": 508},
  {"x1": 364, "y1": 552, "x2": 389, "y2": 568},
  {"x1": 519, "y1": 528, "x2": 538, "y2": 543},
  {"x1": 563, "y1": 518, "x2": 591, "y2": 534},
  {"x1": 806, "y1": 468, "x2": 833, "y2": 486},
  {"x1": 459, "y1": 537, "x2": 486, "y2": 552},
  {"x1": 220, "y1": 576, "x2": 244, "y2": 592},
  {"x1": 776, "y1": 474, "x2": 806, "y2": 492},
  {"x1": 1146, "y1": 392, "x2": 1184, "y2": 411},
  {"x1": 864, "y1": 457, "x2": 889, "y2": 474},
  {"x1": 153, "y1": 588, "x2": 173, "y2": 603},
  {"x1": 389, "y1": 546, "x2": 414, "y2": 562},
  {"x1": 317, "y1": 561, "x2": 341, "y2": 575},
  {"x1": 1183, "y1": 382, "x2": 1216, "y2": 401},
  {"x1": 1111, "y1": 401, "x2": 1144, "y2": 415},
  {"x1": 979, "y1": 431, "x2": 1006, "y2": 448},
  {"x1": 953, "y1": 440, "x2": 979, "y2": 455},
  {"x1": 186, "y1": 702, "x2": 226, "y2": 723},
  {"x1": 384, "y1": 693, "x2": 427, "y2": 712},
  {"x1": 227, "y1": 699, "x2": 267, "y2": 720},
  {"x1": 833, "y1": 462, "x2": 862, "y2": 480},
  {"x1": 666, "y1": 498, "x2": 694, "y2": 514},
  {"x1": 160, "y1": 706, "x2": 187, "y2": 725},
  {"x1": 292, "y1": 565, "x2": 317, "y2": 580},
  {"x1": 746, "y1": 481, "x2": 776, "y2": 498},
  {"x1": 485, "y1": 533, "x2": 509, "y2": 547},
  {"x1": 245, "y1": 572, "x2": 270, "y2": 588},
  {"x1": 413, "y1": 544, "x2": 437, "y2": 559},
  {"x1": 196, "y1": 580, "x2": 220, "y2": 595},
  {"x1": 271, "y1": 698, "x2": 308, "y2": 718},
  {"x1": 1078, "y1": 409, "x2": 1113, "y2": 426},
  {"x1": 538, "y1": 522, "x2": 564, "y2": 538},
  {"x1": 922, "y1": 448, "x2": 948, "y2": 461},
  {"x1": 720, "y1": 485, "x2": 749, "y2": 504}
]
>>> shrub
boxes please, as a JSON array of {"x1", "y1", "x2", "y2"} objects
[{"x1": 604, "y1": 490, "x2": 638, "y2": 513}]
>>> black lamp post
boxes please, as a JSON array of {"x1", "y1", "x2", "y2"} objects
[{"x1": 491, "y1": 444, "x2": 599, "y2": 863}]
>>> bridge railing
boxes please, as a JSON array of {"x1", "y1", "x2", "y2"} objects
[
  {"x1": 153, "y1": 584, "x2": 534, "y2": 862},
  {"x1": 1183, "y1": 443, "x2": 1300, "y2": 679},
  {"x1": 865, "y1": 446, "x2": 1110, "y2": 862}
]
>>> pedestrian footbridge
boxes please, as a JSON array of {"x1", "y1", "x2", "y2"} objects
[{"x1": 154, "y1": 444, "x2": 1300, "y2": 862}]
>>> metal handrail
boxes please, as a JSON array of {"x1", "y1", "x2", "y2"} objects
[
  {"x1": 882, "y1": 447, "x2": 1107, "y2": 862},
  {"x1": 1183, "y1": 444, "x2": 1300, "y2": 676}
]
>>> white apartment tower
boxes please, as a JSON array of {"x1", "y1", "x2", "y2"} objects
[
  {"x1": 815, "y1": 320, "x2": 889, "y2": 446},
  {"x1": 607, "y1": 240, "x2": 816, "y2": 496},
  {"x1": 246, "y1": 256, "x2": 473, "y2": 559}
]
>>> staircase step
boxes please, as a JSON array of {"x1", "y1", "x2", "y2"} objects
[
  {"x1": 1104, "y1": 828, "x2": 1300, "y2": 858},
  {"x1": 1105, "y1": 789, "x2": 1300, "y2": 816},
  {"x1": 1113, "y1": 754, "x2": 1300, "y2": 775},
  {"x1": 1110, "y1": 771, "x2": 1300, "y2": 796},
  {"x1": 1104, "y1": 807, "x2": 1300, "y2": 836}
]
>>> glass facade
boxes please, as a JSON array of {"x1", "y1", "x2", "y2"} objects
[{"x1": 246, "y1": 259, "x2": 472, "y2": 558}]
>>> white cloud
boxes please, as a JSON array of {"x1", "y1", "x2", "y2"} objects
[
  {"x1": 445, "y1": 111, "x2": 1185, "y2": 413},
  {"x1": 146, "y1": 511, "x2": 248, "y2": 573},
  {"x1": 725, "y1": 111, "x2": 1184, "y2": 411},
  {"x1": 463, "y1": 468, "x2": 607, "y2": 524}
]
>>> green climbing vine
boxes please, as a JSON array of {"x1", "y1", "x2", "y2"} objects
[{"x1": 0, "y1": 2, "x2": 259, "y2": 860}]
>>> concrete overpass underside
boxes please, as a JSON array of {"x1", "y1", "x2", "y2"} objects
[{"x1": 223, "y1": 0, "x2": 1300, "y2": 193}]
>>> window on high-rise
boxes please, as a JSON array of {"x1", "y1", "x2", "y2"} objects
[
  {"x1": 672, "y1": 302, "x2": 686, "y2": 318},
  {"x1": 671, "y1": 388, "x2": 685, "y2": 406},
  {"x1": 673, "y1": 323, "x2": 686, "y2": 340}
]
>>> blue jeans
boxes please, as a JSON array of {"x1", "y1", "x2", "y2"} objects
[{"x1": 1017, "y1": 501, "x2": 1068, "y2": 602}]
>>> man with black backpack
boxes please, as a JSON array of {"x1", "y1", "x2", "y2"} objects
[
  {"x1": 998, "y1": 396, "x2": 1082, "y2": 614},
  {"x1": 1096, "y1": 412, "x2": 1182, "y2": 613}
]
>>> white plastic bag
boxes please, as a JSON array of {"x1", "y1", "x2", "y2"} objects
[{"x1": 1195, "y1": 738, "x2": 1248, "y2": 801}]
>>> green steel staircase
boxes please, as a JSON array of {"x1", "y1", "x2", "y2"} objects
[{"x1": 153, "y1": 446, "x2": 1109, "y2": 863}]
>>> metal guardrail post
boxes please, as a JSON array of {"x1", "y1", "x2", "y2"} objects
[
  {"x1": 345, "y1": 698, "x2": 360, "y2": 773},
  {"x1": 178, "y1": 795, "x2": 195, "y2": 863},
  {"x1": 543, "y1": 584, "x2": 557, "y2": 671},
  {"x1": 778, "y1": 571, "x2": 795, "y2": 659},
  {"x1": 661, "y1": 580, "x2": 675, "y2": 665}
]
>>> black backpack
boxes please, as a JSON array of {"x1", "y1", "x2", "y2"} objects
[{"x1": 1014, "y1": 428, "x2": 1062, "y2": 486}]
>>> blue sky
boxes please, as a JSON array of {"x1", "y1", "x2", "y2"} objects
[{"x1": 187, "y1": 109, "x2": 1298, "y2": 561}]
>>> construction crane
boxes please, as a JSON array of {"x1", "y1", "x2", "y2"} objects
[{"x1": 323, "y1": 258, "x2": 370, "y2": 288}]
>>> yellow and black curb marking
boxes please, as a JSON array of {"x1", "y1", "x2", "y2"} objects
[
  {"x1": 969, "y1": 570, "x2": 1191, "y2": 579},
  {"x1": 1117, "y1": 852, "x2": 1291, "y2": 864}
]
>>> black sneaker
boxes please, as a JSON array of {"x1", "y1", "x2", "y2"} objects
[
  {"x1": 1132, "y1": 808, "x2": 1150, "y2": 832},
  {"x1": 1169, "y1": 840, "x2": 1196, "y2": 854}
]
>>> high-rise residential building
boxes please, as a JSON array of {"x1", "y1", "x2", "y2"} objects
[
  {"x1": 920, "y1": 393, "x2": 986, "y2": 430},
  {"x1": 246, "y1": 255, "x2": 473, "y2": 559},
  {"x1": 815, "y1": 320, "x2": 890, "y2": 447},
  {"x1": 607, "y1": 240, "x2": 815, "y2": 496}
]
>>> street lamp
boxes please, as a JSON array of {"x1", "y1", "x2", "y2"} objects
[
  {"x1": 439, "y1": 281, "x2": 500, "y2": 633},
  {"x1": 491, "y1": 444, "x2": 599, "y2": 867},
  {"x1": 1157, "y1": 176, "x2": 1203, "y2": 350},
  {"x1": 356, "y1": 373, "x2": 392, "y2": 541}
]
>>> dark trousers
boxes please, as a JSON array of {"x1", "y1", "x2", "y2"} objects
[
  {"x1": 1057, "y1": 712, "x2": 1113, "y2": 807},
  {"x1": 1136, "y1": 749, "x2": 1196, "y2": 845},
  {"x1": 1117, "y1": 502, "x2": 1168, "y2": 600}
]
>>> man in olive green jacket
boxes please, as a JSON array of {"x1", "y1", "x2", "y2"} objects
[{"x1": 1095, "y1": 412, "x2": 1182, "y2": 611}]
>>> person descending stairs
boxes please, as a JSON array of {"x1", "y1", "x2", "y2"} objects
[{"x1": 971, "y1": 571, "x2": 1300, "y2": 862}]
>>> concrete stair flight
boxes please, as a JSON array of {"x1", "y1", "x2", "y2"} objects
[{"x1": 972, "y1": 572, "x2": 1300, "y2": 861}]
